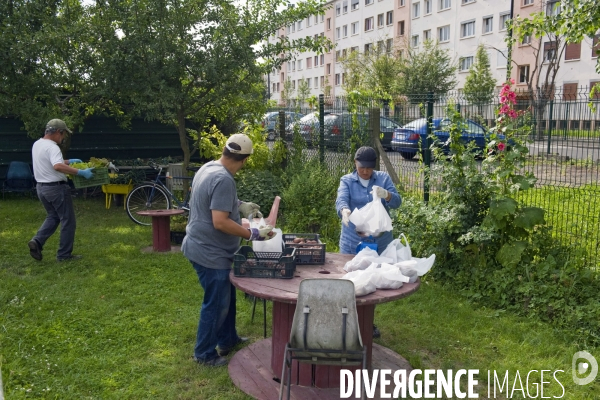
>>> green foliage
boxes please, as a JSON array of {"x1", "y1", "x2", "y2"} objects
[
  {"x1": 463, "y1": 45, "x2": 496, "y2": 108},
  {"x1": 397, "y1": 40, "x2": 458, "y2": 102},
  {"x1": 235, "y1": 169, "x2": 287, "y2": 217},
  {"x1": 393, "y1": 103, "x2": 600, "y2": 344},
  {"x1": 282, "y1": 160, "x2": 341, "y2": 241}
]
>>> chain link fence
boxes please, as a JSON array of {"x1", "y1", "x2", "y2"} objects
[{"x1": 270, "y1": 89, "x2": 600, "y2": 267}]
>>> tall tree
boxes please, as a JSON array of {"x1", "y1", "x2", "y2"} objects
[
  {"x1": 463, "y1": 45, "x2": 497, "y2": 116},
  {"x1": 397, "y1": 39, "x2": 457, "y2": 102},
  {"x1": 92, "y1": 0, "x2": 331, "y2": 170}
]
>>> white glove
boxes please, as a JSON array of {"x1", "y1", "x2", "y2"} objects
[
  {"x1": 373, "y1": 185, "x2": 389, "y2": 200},
  {"x1": 249, "y1": 225, "x2": 274, "y2": 241},
  {"x1": 239, "y1": 201, "x2": 260, "y2": 218},
  {"x1": 341, "y1": 208, "x2": 351, "y2": 227}
]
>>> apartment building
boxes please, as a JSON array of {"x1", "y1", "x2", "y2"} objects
[{"x1": 266, "y1": 0, "x2": 600, "y2": 105}]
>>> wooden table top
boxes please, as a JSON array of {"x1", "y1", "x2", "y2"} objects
[
  {"x1": 230, "y1": 252, "x2": 420, "y2": 305},
  {"x1": 136, "y1": 209, "x2": 185, "y2": 217}
]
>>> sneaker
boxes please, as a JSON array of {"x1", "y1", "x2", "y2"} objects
[
  {"x1": 193, "y1": 356, "x2": 228, "y2": 367},
  {"x1": 217, "y1": 337, "x2": 249, "y2": 356},
  {"x1": 28, "y1": 240, "x2": 42, "y2": 261},
  {"x1": 373, "y1": 325, "x2": 381, "y2": 339},
  {"x1": 57, "y1": 255, "x2": 83, "y2": 262}
]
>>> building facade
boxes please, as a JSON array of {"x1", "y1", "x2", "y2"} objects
[{"x1": 265, "y1": 0, "x2": 599, "y2": 104}]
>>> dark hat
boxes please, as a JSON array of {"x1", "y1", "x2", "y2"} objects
[
  {"x1": 46, "y1": 119, "x2": 72, "y2": 134},
  {"x1": 354, "y1": 146, "x2": 376, "y2": 168}
]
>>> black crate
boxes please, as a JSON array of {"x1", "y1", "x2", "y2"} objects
[
  {"x1": 233, "y1": 246, "x2": 297, "y2": 279},
  {"x1": 282, "y1": 233, "x2": 326, "y2": 265},
  {"x1": 170, "y1": 231, "x2": 185, "y2": 245}
]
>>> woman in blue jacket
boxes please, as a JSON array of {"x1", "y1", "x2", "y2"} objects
[{"x1": 336, "y1": 146, "x2": 401, "y2": 255}]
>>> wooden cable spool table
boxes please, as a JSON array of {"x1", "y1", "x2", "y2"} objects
[
  {"x1": 229, "y1": 252, "x2": 420, "y2": 399},
  {"x1": 136, "y1": 209, "x2": 185, "y2": 252}
]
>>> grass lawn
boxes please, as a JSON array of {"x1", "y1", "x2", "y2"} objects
[{"x1": 1, "y1": 194, "x2": 598, "y2": 399}]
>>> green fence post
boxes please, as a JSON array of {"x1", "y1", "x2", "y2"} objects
[
  {"x1": 319, "y1": 94, "x2": 324, "y2": 165},
  {"x1": 547, "y1": 100, "x2": 554, "y2": 155},
  {"x1": 278, "y1": 110, "x2": 285, "y2": 140},
  {"x1": 424, "y1": 92, "x2": 434, "y2": 203}
]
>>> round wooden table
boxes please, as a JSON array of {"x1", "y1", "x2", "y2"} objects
[
  {"x1": 136, "y1": 209, "x2": 185, "y2": 252},
  {"x1": 229, "y1": 252, "x2": 420, "y2": 398}
]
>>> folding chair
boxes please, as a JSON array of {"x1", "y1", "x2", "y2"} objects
[
  {"x1": 278, "y1": 278, "x2": 366, "y2": 400},
  {"x1": 2, "y1": 161, "x2": 35, "y2": 199}
]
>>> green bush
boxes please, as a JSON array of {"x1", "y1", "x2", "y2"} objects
[
  {"x1": 235, "y1": 169, "x2": 287, "y2": 218},
  {"x1": 281, "y1": 160, "x2": 341, "y2": 243}
]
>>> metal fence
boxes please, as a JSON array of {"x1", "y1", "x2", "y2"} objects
[{"x1": 271, "y1": 89, "x2": 600, "y2": 267}]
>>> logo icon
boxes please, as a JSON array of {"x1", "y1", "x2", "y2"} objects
[{"x1": 572, "y1": 351, "x2": 598, "y2": 385}]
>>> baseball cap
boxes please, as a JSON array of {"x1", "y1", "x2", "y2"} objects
[
  {"x1": 354, "y1": 146, "x2": 376, "y2": 168},
  {"x1": 226, "y1": 133, "x2": 253, "y2": 155},
  {"x1": 46, "y1": 119, "x2": 72, "y2": 134}
]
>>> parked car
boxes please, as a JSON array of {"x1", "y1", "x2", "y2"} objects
[
  {"x1": 262, "y1": 111, "x2": 305, "y2": 140},
  {"x1": 284, "y1": 111, "x2": 333, "y2": 143},
  {"x1": 391, "y1": 118, "x2": 497, "y2": 159},
  {"x1": 323, "y1": 113, "x2": 401, "y2": 150}
]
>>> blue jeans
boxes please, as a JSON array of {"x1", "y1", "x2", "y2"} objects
[
  {"x1": 33, "y1": 183, "x2": 76, "y2": 260},
  {"x1": 192, "y1": 262, "x2": 240, "y2": 362}
]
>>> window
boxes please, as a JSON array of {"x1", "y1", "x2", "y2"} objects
[
  {"x1": 297, "y1": 60, "x2": 302, "y2": 70},
  {"x1": 291, "y1": 23, "x2": 295, "y2": 33},
  {"x1": 462, "y1": 0, "x2": 474, "y2": 3},
  {"x1": 336, "y1": 27, "x2": 341, "y2": 39},
  {"x1": 563, "y1": 83, "x2": 578, "y2": 101},
  {"x1": 590, "y1": 81, "x2": 600, "y2": 99},
  {"x1": 307, "y1": 17, "x2": 311, "y2": 27},
  {"x1": 518, "y1": 65, "x2": 529, "y2": 83},
  {"x1": 424, "y1": 0, "x2": 432, "y2": 14},
  {"x1": 276, "y1": 82, "x2": 280, "y2": 92},
  {"x1": 386, "y1": 38, "x2": 393, "y2": 53},
  {"x1": 461, "y1": 20, "x2": 475, "y2": 38},
  {"x1": 335, "y1": 50, "x2": 341, "y2": 62},
  {"x1": 438, "y1": 25, "x2": 450, "y2": 42},
  {"x1": 291, "y1": 61, "x2": 295, "y2": 71},
  {"x1": 423, "y1": 29, "x2": 431, "y2": 41},
  {"x1": 306, "y1": 78, "x2": 312, "y2": 88},
  {"x1": 326, "y1": 63, "x2": 331, "y2": 74},
  {"x1": 342, "y1": 73, "x2": 347, "y2": 85},
  {"x1": 398, "y1": 20, "x2": 405, "y2": 36},
  {"x1": 459, "y1": 56, "x2": 473, "y2": 71},
  {"x1": 499, "y1": 13, "x2": 510, "y2": 31},
  {"x1": 365, "y1": 17, "x2": 374, "y2": 31},
  {"x1": 314, "y1": 56, "x2": 319, "y2": 66},
  {"x1": 297, "y1": 20, "x2": 302, "y2": 30},
  {"x1": 521, "y1": 34, "x2": 531, "y2": 45},
  {"x1": 351, "y1": 22, "x2": 359, "y2": 34},
  {"x1": 343, "y1": 0, "x2": 348, "y2": 13},
  {"x1": 412, "y1": 34, "x2": 419, "y2": 47},
  {"x1": 352, "y1": 0, "x2": 359, "y2": 10},
  {"x1": 320, "y1": 54, "x2": 324, "y2": 64},
  {"x1": 439, "y1": 0, "x2": 451, "y2": 10},
  {"x1": 327, "y1": 18, "x2": 331, "y2": 30},
  {"x1": 399, "y1": 0, "x2": 405, "y2": 6},
  {"x1": 546, "y1": 0, "x2": 560, "y2": 16},
  {"x1": 386, "y1": 11, "x2": 393, "y2": 25},
  {"x1": 364, "y1": 43, "x2": 372, "y2": 54},
  {"x1": 335, "y1": 73, "x2": 341, "y2": 85},
  {"x1": 315, "y1": 15, "x2": 320, "y2": 24},
  {"x1": 365, "y1": 0, "x2": 373, "y2": 4},
  {"x1": 272, "y1": 83, "x2": 276, "y2": 93},
  {"x1": 544, "y1": 41, "x2": 557, "y2": 61},
  {"x1": 377, "y1": 40, "x2": 384, "y2": 53},
  {"x1": 307, "y1": 57, "x2": 312, "y2": 68},
  {"x1": 593, "y1": 35, "x2": 600, "y2": 58},
  {"x1": 523, "y1": 0, "x2": 533, "y2": 5},
  {"x1": 483, "y1": 16, "x2": 493, "y2": 33},
  {"x1": 292, "y1": 80, "x2": 295, "y2": 89},
  {"x1": 497, "y1": 49, "x2": 507, "y2": 67},
  {"x1": 378, "y1": 14, "x2": 384, "y2": 27},
  {"x1": 320, "y1": 76, "x2": 325, "y2": 88},
  {"x1": 343, "y1": 25, "x2": 348, "y2": 37},
  {"x1": 336, "y1": 3, "x2": 341, "y2": 15},
  {"x1": 342, "y1": 49, "x2": 347, "y2": 58},
  {"x1": 565, "y1": 42, "x2": 581, "y2": 60},
  {"x1": 351, "y1": 46, "x2": 359, "y2": 53},
  {"x1": 413, "y1": 2, "x2": 420, "y2": 18}
]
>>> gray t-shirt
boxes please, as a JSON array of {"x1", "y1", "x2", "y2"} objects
[{"x1": 182, "y1": 161, "x2": 241, "y2": 269}]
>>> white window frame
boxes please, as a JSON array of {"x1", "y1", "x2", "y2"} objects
[
  {"x1": 413, "y1": 2, "x2": 420, "y2": 18},
  {"x1": 424, "y1": 0, "x2": 432, "y2": 15},
  {"x1": 523, "y1": 0, "x2": 534, "y2": 5},
  {"x1": 483, "y1": 16, "x2": 493, "y2": 34},
  {"x1": 438, "y1": 25, "x2": 450, "y2": 42},
  {"x1": 499, "y1": 13, "x2": 510, "y2": 31},
  {"x1": 343, "y1": 25, "x2": 348, "y2": 37},
  {"x1": 351, "y1": 21, "x2": 359, "y2": 35},
  {"x1": 460, "y1": 20, "x2": 475, "y2": 38},
  {"x1": 423, "y1": 29, "x2": 431, "y2": 41},
  {"x1": 386, "y1": 11, "x2": 393, "y2": 25},
  {"x1": 352, "y1": 0, "x2": 360, "y2": 10},
  {"x1": 336, "y1": 3, "x2": 341, "y2": 16},
  {"x1": 459, "y1": 56, "x2": 473, "y2": 71},
  {"x1": 343, "y1": 0, "x2": 348, "y2": 13},
  {"x1": 439, "y1": 0, "x2": 451, "y2": 11},
  {"x1": 412, "y1": 34, "x2": 420, "y2": 47},
  {"x1": 365, "y1": 0, "x2": 374, "y2": 5},
  {"x1": 518, "y1": 65, "x2": 530, "y2": 83},
  {"x1": 399, "y1": 0, "x2": 405, "y2": 6},
  {"x1": 336, "y1": 27, "x2": 341, "y2": 40},
  {"x1": 378, "y1": 13, "x2": 384, "y2": 28},
  {"x1": 462, "y1": 0, "x2": 474, "y2": 4}
]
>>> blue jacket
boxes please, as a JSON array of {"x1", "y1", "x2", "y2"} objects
[{"x1": 335, "y1": 170, "x2": 401, "y2": 254}]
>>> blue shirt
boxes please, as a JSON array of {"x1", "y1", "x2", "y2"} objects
[{"x1": 335, "y1": 170, "x2": 401, "y2": 254}]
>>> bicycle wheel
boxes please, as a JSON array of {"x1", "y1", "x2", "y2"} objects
[{"x1": 126, "y1": 184, "x2": 172, "y2": 226}]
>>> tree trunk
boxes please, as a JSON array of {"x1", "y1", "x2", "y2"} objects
[{"x1": 176, "y1": 109, "x2": 191, "y2": 192}]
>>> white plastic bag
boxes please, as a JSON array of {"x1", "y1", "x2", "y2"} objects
[
  {"x1": 369, "y1": 263, "x2": 406, "y2": 289},
  {"x1": 342, "y1": 268, "x2": 377, "y2": 297},
  {"x1": 395, "y1": 254, "x2": 436, "y2": 277},
  {"x1": 250, "y1": 216, "x2": 283, "y2": 253},
  {"x1": 380, "y1": 234, "x2": 412, "y2": 263},
  {"x1": 348, "y1": 190, "x2": 393, "y2": 236},
  {"x1": 343, "y1": 247, "x2": 393, "y2": 272}
]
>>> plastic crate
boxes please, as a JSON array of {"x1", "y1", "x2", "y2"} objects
[
  {"x1": 233, "y1": 245, "x2": 297, "y2": 279},
  {"x1": 282, "y1": 233, "x2": 326, "y2": 265},
  {"x1": 170, "y1": 231, "x2": 185, "y2": 245},
  {"x1": 72, "y1": 167, "x2": 110, "y2": 189}
]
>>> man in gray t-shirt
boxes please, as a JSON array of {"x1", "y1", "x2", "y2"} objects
[{"x1": 182, "y1": 133, "x2": 274, "y2": 367}]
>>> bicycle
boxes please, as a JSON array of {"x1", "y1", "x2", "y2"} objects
[{"x1": 125, "y1": 161, "x2": 196, "y2": 226}]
